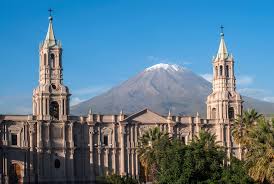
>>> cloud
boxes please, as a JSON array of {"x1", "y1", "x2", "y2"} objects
[
  {"x1": 73, "y1": 86, "x2": 109, "y2": 96},
  {"x1": 70, "y1": 85, "x2": 110, "y2": 106},
  {"x1": 71, "y1": 97, "x2": 86, "y2": 106},
  {"x1": 239, "y1": 88, "x2": 274, "y2": 103},
  {"x1": 200, "y1": 73, "x2": 213, "y2": 82},
  {"x1": 147, "y1": 56, "x2": 192, "y2": 66},
  {"x1": 237, "y1": 76, "x2": 253, "y2": 86},
  {"x1": 263, "y1": 97, "x2": 274, "y2": 103},
  {"x1": 0, "y1": 95, "x2": 32, "y2": 114}
]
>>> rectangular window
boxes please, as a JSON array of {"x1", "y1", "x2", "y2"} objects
[
  {"x1": 11, "y1": 134, "x2": 17, "y2": 146},
  {"x1": 103, "y1": 135, "x2": 108, "y2": 146}
]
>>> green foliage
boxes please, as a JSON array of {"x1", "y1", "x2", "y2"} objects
[
  {"x1": 106, "y1": 174, "x2": 139, "y2": 184},
  {"x1": 221, "y1": 158, "x2": 255, "y2": 184},
  {"x1": 137, "y1": 127, "x2": 168, "y2": 180},
  {"x1": 232, "y1": 109, "x2": 274, "y2": 183},
  {"x1": 137, "y1": 129, "x2": 254, "y2": 184}
]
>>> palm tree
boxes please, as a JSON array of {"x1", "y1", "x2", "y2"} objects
[
  {"x1": 232, "y1": 109, "x2": 273, "y2": 183},
  {"x1": 137, "y1": 127, "x2": 168, "y2": 182},
  {"x1": 192, "y1": 130, "x2": 220, "y2": 150},
  {"x1": 232, "y1": 109, "x2": 263, "y2": 145},
  {"x1": 244, "y1": 118, "x2": 274, "y2": 183}
]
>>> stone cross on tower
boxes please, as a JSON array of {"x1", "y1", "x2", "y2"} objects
[
  {"x1": 32, "y1": 12, "x2": 71, "y2": 121},
  {"x1": 206, "y1": 26, "x2": 243, "y2": 121}
]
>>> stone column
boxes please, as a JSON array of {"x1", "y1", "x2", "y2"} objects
[
  {"x1": 135, "y1": 150, "x2": 139, "y2": 179},
  {"x1": 112, "y1": 123, "x2": 116, "y2": 174},
  {"x1": 119, "y1": 123, "x2": 126, "y2": 175},
  {"x1": 112, "y1": 149, "x2": 116, "y2": 174},
  {"x1": 88, "y1": 125, "x2": 95, "y2": 179},
  {"x1": 98, "y1": 148, "x2": 102, "y2": 176},
  {"x1": 131, "y1": 149, "x2": 135, "y2": 177},
  {"x1": 29, "y1": 123, "x2": 35, "y2": 182},
  {"x1": 66, "y1": 122, "x2": 74, "y2": 182},
  {"x1": 105, "y1": 149, "x2": 109, "y2": 175},
  {"x1": 36, "y1": 121, "x2": 43, "y2": 178}
]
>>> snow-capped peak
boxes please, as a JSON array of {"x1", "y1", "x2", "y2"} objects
[{"x1": 145, "y1": 63, "x2": 184, "y2": 72}]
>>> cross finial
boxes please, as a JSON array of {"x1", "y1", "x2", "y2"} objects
[
  {"x1": 48, "y1": 8, "x2": 53, "y2": 16},
  {"x1": 220, "y1": 25, "x2": 224, "y2": 36}
]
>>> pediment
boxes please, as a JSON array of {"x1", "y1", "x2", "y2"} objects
[{"x1": 123, "y1": 108, "x2": 171, "y2": 124}]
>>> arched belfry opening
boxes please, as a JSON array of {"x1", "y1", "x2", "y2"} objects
[
  {"x1": 44, "y1": 53, "x2": 47, "y2": 65},
  {"x1": 220, "y1": 65, "x2": 223, "y2": 76},
  {"x1": 226, "y1": 65, "x2": 229, "y2": 77},
  {"x1": 50, "y1": 101, "x2": 59, "y2": 120},
  {"x1": 212, "y1": 108, "x2": 217, "y2": 119},
  {"x1": 50, "y1": 53, "x2": 55, "y2": 68},
  {"x1": 228, "y1": 107, "x2": 235, "y2": 120}
]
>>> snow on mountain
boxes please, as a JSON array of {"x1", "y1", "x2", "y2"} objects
[{"x1": 145, "y1": 63, "x2": 185, "y2": 72}]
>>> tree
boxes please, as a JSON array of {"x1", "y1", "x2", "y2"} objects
[
  {"x1": 244, "y1": 118, "x2": 274, "y2": 183},
  {"x1": 232, "y1": 109, "x2": 263, "y2": 145},
  {"x1": 181, "y1": 130, "x2": 225, "y2": 183},
  {"x1": 221, "y1": 157, "x2": 255, "y2": 184},
  {"x1": 137, "y1": 127, "x2": 168, "y2": 182},
  {"x1": 155, "y1": 130, "x2": 227, "y2": 183},
  {"x1": 232, "y1": 109, "x2": 274, "y2": 183},
  {"x1": 106, "y1": 174, "x2": 139, "y2": 184}
]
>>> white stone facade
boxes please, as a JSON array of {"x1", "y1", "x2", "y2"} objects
[{"x1": 0, "y1": 17, "x2": 243, "y2": 183}]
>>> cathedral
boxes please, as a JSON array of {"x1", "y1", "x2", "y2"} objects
[{"x1": 0, "y1": 15, "x2": 243, "y2": 183}]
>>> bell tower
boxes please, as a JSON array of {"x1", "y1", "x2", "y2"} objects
[
  {"x1": 207, "y1": 27, "x2": 243, "y2": 121},
  {"x1": 33, "y1": 13, "x2": 70, "y2": 121}
]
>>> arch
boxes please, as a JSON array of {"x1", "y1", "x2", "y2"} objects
[
  {"x1": 215, "y1": 66, "x2": 218, "y2": 77},
  {"x1": 43, "y1": 53, "x2": 47, "y2": 65},
  {"x1": 212, "y1": 108, "x2": 217, "y2": 119},
  {"x1": 228, "y1": 107, "x2": 235, "y2": 120},
  {"x1": 50, "y1": 53, "x2": 55, "y2": 68},
  {"x1": 50, "y1": 101, "x2": 59, "y2": 120},
  {"x1": 9, "y1": 163, "x2": 23, "y2": 184},
  {"x1": 220, "y1": 65, "x2": 223, "y2": 76},
  {"x1": 226, "y1": 65, "x2": 229, "y2": 77}
]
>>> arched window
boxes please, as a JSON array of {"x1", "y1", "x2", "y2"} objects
[
  {"x1": 220, "y1": 65, "x2": 223, "y2": 76},
  {"x1": 215, "y1": 66, "x2": 218, "y2": 77},
  {"x1": 212, "y1": 108, "x2": 217, "y2": 119},
  {"x1": 50, "y1": 54, "x2": 55, "y2": 68},
  {"x1": 228, "y1": 107, "x2": 235, "y2": 120},
  {"x1": 50, "y1": 101, "x2": 59, "y2": 120},
  {"x1": 43, "y1": 53, "x2": 47, "y2": 65},
  {"x1": 226, "y1": 65, "x2": 229, "y2": 77}
]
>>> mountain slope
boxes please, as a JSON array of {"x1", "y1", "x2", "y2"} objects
[{"x1": 71, "y1": 63, "x2": 274, "y2": 116}]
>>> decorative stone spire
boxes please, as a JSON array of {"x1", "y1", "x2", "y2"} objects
[
  {"x1": 167, "y1": 109, "x2": 172, "y2": 121},
  {"x1": 88, "y1": 108, "x2": 92, "y2": 115},
  {"x1": 217, "y1": 25, "x2": 228, "y2": 59},
  {"x1": 119, "y1": 109, "x2": 124, "y2": 121},
  {"x1": 44, "y1": 9, "x2": 56, "y2": 47}
]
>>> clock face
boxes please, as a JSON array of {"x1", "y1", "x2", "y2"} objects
[
  {"x1": 52, "y1": 84, "x2": 57, "y2": 90},
  {"x1": 51, "y1": 84, "x2": 60, "y2": 91}
]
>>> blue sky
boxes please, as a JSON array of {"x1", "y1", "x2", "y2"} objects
[{"x1": 1, "y1": 0, "x2": 274, "y2": 114}]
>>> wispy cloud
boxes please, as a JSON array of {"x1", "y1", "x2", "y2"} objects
[
  {"x1": 0, "y1": 95, "x2": 32, "y2": 114},
  {"x1": 237, "y1": 75, "x2": 254, "y2": 86},
  {"x1": 71, "y1": 97, "x2": 86, "y2": 106},
  {"x1": 239, "y1": 88, "x2": 274, "y2": 103},
  {"x1": 147, "y1": 56, "x2": 192, "y2": 66},
  {"x1": 70, "y1": 86, "x2": 110, "y2": 106},
  {"x1": 73, "y1": 86, "x2": 109, "y2": 96}
]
